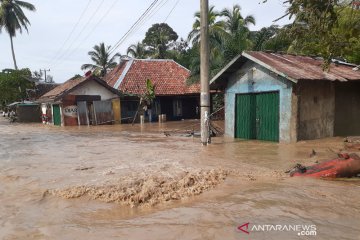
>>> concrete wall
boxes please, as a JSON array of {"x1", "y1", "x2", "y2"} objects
[
  {"x1": 297, "y1": 81, "x2": 335, "y2": 140},
  {"x1": 70, "y1": 80, "x2": 117, "y2": 100},
  {"x1": 335, "y1": 82, "x2": 360, "y2": 136},
  {"x1": 224, "y1": 61, "x2": 296, "y2": 143}
]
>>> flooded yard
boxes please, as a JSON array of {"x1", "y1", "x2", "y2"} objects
[{"x1": 0, "y1": 118, "x2": 359, "y2": 240}]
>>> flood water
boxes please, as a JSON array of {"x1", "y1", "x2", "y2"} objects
[{"x1": 0, "y1": 118, "x2": 359, "y2": 240}]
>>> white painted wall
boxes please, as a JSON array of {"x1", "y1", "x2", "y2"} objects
[{"x1": 70, "y1": 80, "x2": 118, "y2": 100}]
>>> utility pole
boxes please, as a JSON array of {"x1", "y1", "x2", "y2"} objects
[
  {"x1": 40, "y1": 69, "x2": 51, "y2": 82},
  {"x1": 200, "y1": 0, "x2": 210, "y2": 145}
]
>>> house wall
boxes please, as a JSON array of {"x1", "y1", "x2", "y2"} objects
[
  {"x1": 335, "y1": 81, "x2": 360, "y2": 136},
  {"x1": 297, "y1": 81, "x2": 335, "y2": 140},
  {"x1": 70, "y1": 81, "x2": 117, "y2": 100},
  {"x1": 61, "y1": 95, "x2": 78, "y2": 126},
  {"x1": 16, "y1": 105, "x2": 41, "y2": 123},
  {"x1": 225, "y1": 61, "x2": 296, "y2": 143},
  {"x1": 158, "y1": 95, "x2": 199, "y2": 121}
]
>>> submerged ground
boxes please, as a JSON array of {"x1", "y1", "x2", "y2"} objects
[{"x1": 0, "y1": 118, "x2": 359, "y2": 240}]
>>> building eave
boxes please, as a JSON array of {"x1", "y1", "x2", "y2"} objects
[{"x1": 242, "y1": 52, "x2": 298, "y2": 84}]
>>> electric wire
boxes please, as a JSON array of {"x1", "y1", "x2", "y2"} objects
[
  {"x1": 47, "y1": 0, "x2": 93, "y2": 66},
  {"x1": 108, "y1": 0, "x2": 160, "y2": 55},
  {"x1": 51, "y1": 0, "x2": 106, "y2": 66},
  {"x1": 164, "y1": 0, "x2": 180, "y2": 22},
  {"x1": 120, "y1": 0, "x2": 169, "y2": 44},
  {"x1": 54, "y1": 0, "x2": 119, "y2": 69},
  {"x1": 109, "y1": 0, "x2": 178, "y2": 55}
]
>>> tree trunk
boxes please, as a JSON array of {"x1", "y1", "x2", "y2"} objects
[{"x1": 10, "y1": 35, "x2": 18, "y2": 70}]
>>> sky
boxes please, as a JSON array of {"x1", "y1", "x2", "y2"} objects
[{"x1": 0, "y1": 0, "x2": 291, "y2": 83}]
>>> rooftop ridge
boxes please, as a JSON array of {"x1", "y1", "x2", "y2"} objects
[{"x1": 131, "y1": 58, "x2": 191, "y2": 73}]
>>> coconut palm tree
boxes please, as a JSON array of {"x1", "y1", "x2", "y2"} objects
[
  {"x1": 187, "y1": 6, "x2": 226, "y2": 49},
  {"x1": 220, "y1": 4, "x2": 255, "y2": 35},
  {"x1": 81, "y1": 42, "x2": 121, "y2": 77},
  {"x1": 127, "y1": 42, "x2": 147, "y2": 58},
  {"x1": 220, "y1": 5, "x2": 256, "y2": 62},
  {"x1": 0, "y1": 0, "x2": 36, "y2": 70}
]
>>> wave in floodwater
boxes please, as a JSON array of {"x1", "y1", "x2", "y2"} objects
[
  {"x1": 1, "y1": 118, "x2": 360, "y2": 240},
  {"x1": 47, "y1": 169, "x2": 229, "y2": 207}
]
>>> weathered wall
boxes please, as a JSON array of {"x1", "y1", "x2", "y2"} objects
[
  {"x1": 335, "y1": 82, "x2": 360, "y2": 136},
  {"x1": 70, "y1": 81, "x2": 117, "y2": 100},
  {"x1": 224, "y1": 61, "x2": 295, "y2": 143},
  {"x1": 16, "y1": 105, "x2": 41, "y2": 123},
  {"x1": 297, "y1": 81, "x2": 335, "y2": 140},
  {"x1": 61, "y1": 95, "x2": 78, "y2": 126}
]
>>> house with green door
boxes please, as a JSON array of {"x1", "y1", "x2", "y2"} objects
[
  {"x1": 38, "y1": 74, "x2": 121, "y2": 126},
  {"x1": 211, "y1": 51, "x2": 360, "y2": 143}
]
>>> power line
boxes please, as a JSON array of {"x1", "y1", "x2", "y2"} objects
[
  {"x1": 109, "y1": 0, "x2": 160, "y2": 54},
  {"x1": 51, "y1": 0, "x2": 106, "y2": 66},
  {"x1": 52, "y1": 0, "x2": 176, "y2": 74},
  {"x1": 108, "y1": 0, "x2": 160, "y2": 55},
  {"x1": 53, "y1": 0, "x2": 119, "y2": 71},
  {"x1": 58, "y1": 0, "x2": 118, "y2": 64},
  {"x1": 109, "y1": 0, "x2": 180, "y2": 55},
  {"x1": 119, "y1": 0, "x2": 169, "y2": 43},
  {"x1": 80, "y1": 0, "x2": 118, "y2": 43},
  {"x1": 47, "y1": 0, "x2": 93, "y2": 66},
  {"x1": 147, "y1": 0, "x2": 170, "y2": 21},
  {"x1": 164, "y1": 0, "x2": 180, "y2": 22}
]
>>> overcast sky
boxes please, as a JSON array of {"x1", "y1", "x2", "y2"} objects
[{"x1": 0, "y1": 0, "x2": 291, "y2": 83}]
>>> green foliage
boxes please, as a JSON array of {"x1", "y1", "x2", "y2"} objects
[
  {"x1": 123, "y1": 1, "x2": 360, "y2": 85},
  {"x1": 143, "y1": 23, "x2": 178, "y2": 59},
  {"x1": 127, "y1": 42, "x2": 147, "y2": 58},
  {"x1": 145, "y1": 79, "x2": 155, "y2": 101},
  {"x1": 0, "y1": 68, "x2": 33, "y2": 107},
  {"x1": 139, "y1": 79, "x2": 155, "y2": 107},
  {"x1": 0, "y1": 0, "x2": 36, "y2": 69},
  {"x1": 279, "y1": 0, "x2": 360, "y2": 67},
  {"x1": 187, "y1": 6, "x2": 226, "y2": 50},
  {"x1": 221, "y1": 4, "x2": 255, "y2": 62},
  {"x1": 81, "y1": 42, "x2": 121, "y2": 77},
  {"x1": 252, "y1": 25, "x2": 293, "y2": 52},
  {"x1": 70, "y1": 74, "x2": 82, "y2": 80},
  {"x1": 186, "y1": 4, "x2": 256, "y2": 83}
]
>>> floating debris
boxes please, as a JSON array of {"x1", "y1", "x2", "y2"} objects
[
  {"x1": 75, "y1": 167, "x2": 94, "y2": 171},
  {"x1": 290, "y1": 153, "x2": 360, "y2": 178}
]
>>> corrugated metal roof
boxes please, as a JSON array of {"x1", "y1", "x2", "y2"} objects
[
  {"x1": 210, "y1": 51, "x2": 360, "y2": 89},
  {"x1": 245, "y1": 51, "x2": 360, "y2": 81}
]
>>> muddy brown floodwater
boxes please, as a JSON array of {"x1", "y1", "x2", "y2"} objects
[{"x1": 0, "y1": 118, "x2": 359, "y2": 240}]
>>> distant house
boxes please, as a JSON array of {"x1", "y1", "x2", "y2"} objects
[
  {"x1": 211, "y1": 51, "x2": 360, "y2": 143},
  {"x1": 105, "y1": 59, "x2": 200, "y2": 122},
  {"x1": 29, "y1": 82, "x2": 59, "y2": 100},
  {"x1": 38, "y1": 74, "x2": 121, "y2": 126}
]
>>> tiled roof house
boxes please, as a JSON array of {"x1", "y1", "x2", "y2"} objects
[
  {"x1": 105, "y1": 59, "x2": 201, "y2": 121},
  {"x1": 105, "y1": 59, "x2": 200, "y2": 95}
]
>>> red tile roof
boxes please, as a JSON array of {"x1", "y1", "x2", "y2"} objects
[{"x1": 105, "y1": 59, "x2": 200, "y2": 96}]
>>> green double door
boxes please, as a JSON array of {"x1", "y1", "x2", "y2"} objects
[{"x1": 235, "y1": 92, "x2": 279, "y2": 142}]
